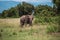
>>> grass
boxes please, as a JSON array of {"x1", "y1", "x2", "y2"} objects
[{"x1": 0, "y1": 18, "x2": 60, "y2": 40}]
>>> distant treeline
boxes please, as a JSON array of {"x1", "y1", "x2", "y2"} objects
[{"x1": 0, "y1": 2, "x2": 57, "y2": 18}]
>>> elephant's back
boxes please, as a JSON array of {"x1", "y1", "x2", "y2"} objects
[
  {"x1": 20, "y1": 15, "x2": 26, "y2": 22},
  {"x1": 28, "y1": 15, "x2": 34, "y2": 20}
]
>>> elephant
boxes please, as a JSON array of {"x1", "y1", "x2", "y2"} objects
[{"x1": 20, "y1": 15, "x2": 34, "y2": 27}]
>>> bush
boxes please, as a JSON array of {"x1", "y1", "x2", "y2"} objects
[
  {"x1": 0, "y1": 29, "x2": 3, "y2": 32},
  {"x1": 34, "y1": 18, "x2": 42, "y2": 24},
  {"x1": 57, "y1": 16, "x2": 60, "y2": 32},
  {"x1": 46, "y1": 25, "x2": 58, "y2": 33},
  {"x1": 0, "y1": 33, "x2": 2, "y2": 37},
  {"x1": 12, "y1": 32, "x2": 17, "y2": 35}
]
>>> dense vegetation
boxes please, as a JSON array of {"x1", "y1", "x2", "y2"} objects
[
  {"x1": 0, "y1": 2, "x2": 34, "y2": 18},
  {"x1": 46, "y1": 0, "x2": 60, "y2": 33},
  {"x1": 0, "y1": 2, "x2": 56, "y2": 18}
]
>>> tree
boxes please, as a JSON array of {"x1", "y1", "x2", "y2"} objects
[
  {"x1": 35, "y1": 5, "x2": 54, "y2": 16},
  {"x1": 16, "y1": 2, "x2": 34, "y2": 16},
  {"x1": 7, "y1": 7, "x2": 19, "y2": 17},
  {"x1": 53, "y1": 0, "x2": 60, "y2": 32},
  {"x1": 52, "y1": 0, "x2": 60, "y2": 15},
  {"x1": 21, "y1": 2, "x2": 34, "y2": 15},
  {"x1": 2, "y1": 10, "x2": 8, "y2": 18},
  {"x1": 1, "y1": 2, "x2": 34, "y2": 17}
]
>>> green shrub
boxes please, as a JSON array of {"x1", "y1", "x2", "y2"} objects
[
  {"x1": 9, "y1": 34, "x2": 12, "y2": 36},
  {"x1": 46, "y1": 25, "x2": 58, "y2": 33},
  {"x1": 0, "y1": 33, "x2": 2, "y2": 37},
  {"x1": 56, "y1": 16, "x2": 60, "y2": 32},
  {"x1": 44, "y1": 17, "x2": 50, "y2": 22},
  {"x1": 34, "y1": 15, "x2": 58, "y2": 24},
  {"x1": 12, "y1": 32, "x2": 17, "y2": 35},
  {"x1": 34, "y1": 18, "x2": 43, "y2": 24},
  {"x1": 0, "y1": 29, "x2": 3, "y2": 32}
]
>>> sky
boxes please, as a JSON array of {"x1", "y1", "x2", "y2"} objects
[{"x1": 0, "y1": 0, "x2": 52, "y2": 2}]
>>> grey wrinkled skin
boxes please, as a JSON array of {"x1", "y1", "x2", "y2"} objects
[{"x1": 20, "y1": 15, "x2": 34, "y2": 27}]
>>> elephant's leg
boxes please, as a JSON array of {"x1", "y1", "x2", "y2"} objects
[
  {"x1": 20, "y1": 22, "x2": 24, "y2": 28},
  {"x1": 29, "y1": 21, "x2": 32, "y2": 26}
]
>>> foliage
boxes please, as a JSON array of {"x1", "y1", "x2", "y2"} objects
[
  {"x1": 53, "y1": 0, "x2": 60, "y2": 15},
  {"x1": 34, "y1": 5, "x2": 56, "y2": 18},
  {"x1": 45, "y1": 0, "x2": 60, "y2": 33},
  {"x1": 46, "y1": 25, "x2": 58, "y2": 33},
  {"x1": 52, "y1": 0, "x2": 60, "y2": 33},
  {"x1": 0, "y1": 2, "x2": 56, "y2": 18},
  {"x1": 1, "y1": 2, "x2": 34, "y2": 18},
  {"x1": 34, "y1": 16, "x2": 58, "y2": 24}
]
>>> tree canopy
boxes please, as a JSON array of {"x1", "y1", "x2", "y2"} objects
[{"x1": 0, "y1": 2, "x2": 56, "y2": 18}]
